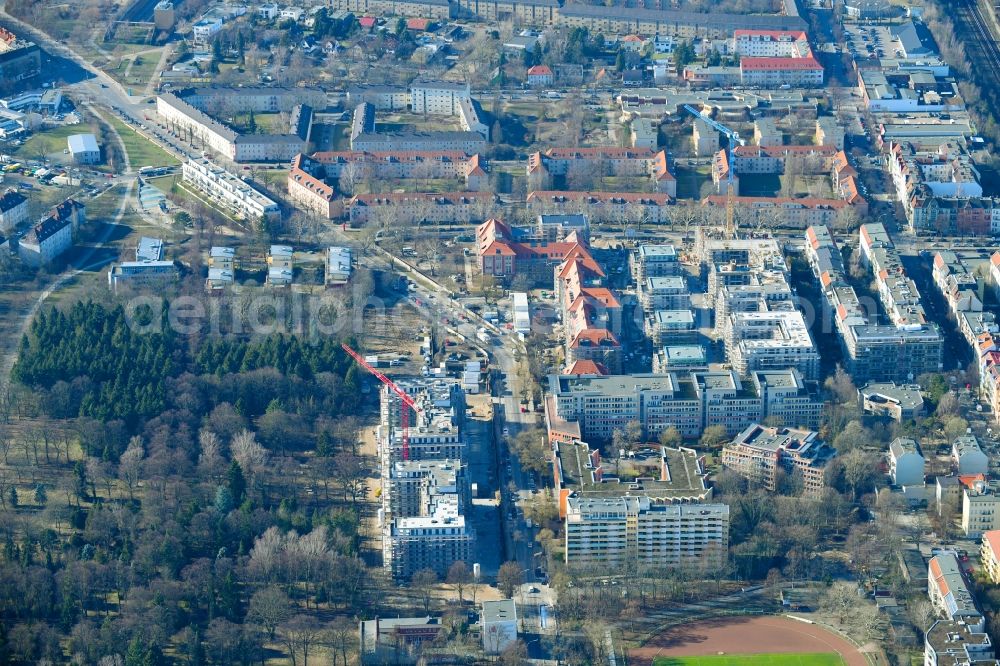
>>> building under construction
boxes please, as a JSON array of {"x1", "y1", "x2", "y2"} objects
[{"x1": 377, "y1": 379, "x2": 475, "y2": 580}]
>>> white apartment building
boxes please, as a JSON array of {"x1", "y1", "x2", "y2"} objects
[
  {"x1": 924, "y1": 619, "x2": 998, "y2": 666},
  {"x1": 18, "y1": 214, "x2": 72, "y2": 266},
  {"x1": 953, "y1": 435, "x2": 989, "y2": 475},
  {"x1": 565, "y1": 496, "x2": 729, "y2": 570},
  {"x1": 0, "y1": 189, "x2": 28, "y2": 232},
  {"x1": 888, "y1": 437, "x2": 925, "y2": 486},
  {"x1": 108, "y1": 261, "x2": 179, "y2": 292},
  {"x1": 546, "y1": 368, "x2": 820, "y2": 441},
  {"x1": 159, "y1": 93, "x2": 239, "y2": 160},
  {"x1": 723, "y1": 310, "x2": 821, "y2": 380},
  {"x1": 963, "y1": 481, "x2": 1000, "y2": 538},
  {"x1": 181, "y1": 159, "x2": 280, "y2": 223},
  {"x1": 928, "y1": 551, "x2": 984, "y2": 630},
  {"x1": 409, "y1": 81, "x2": 472, "y2": 115}
]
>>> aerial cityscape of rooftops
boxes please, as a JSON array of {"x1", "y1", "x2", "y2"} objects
[{"x1": 4, "y1": 0, "x2": 1000, "y2": 661}]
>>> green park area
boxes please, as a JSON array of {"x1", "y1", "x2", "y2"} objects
[{"x1": 654, "y1": 653, "x2": 845, "y2": 666}]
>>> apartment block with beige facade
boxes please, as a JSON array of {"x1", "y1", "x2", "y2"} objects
[
  {"x1": 722, "y1": 424, "x2": 836, "y2": 495},
  {"x1": 982, "y1": 531, "x2": 1000, "y2": 584}
]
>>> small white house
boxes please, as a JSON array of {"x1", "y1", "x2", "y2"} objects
[{"x1": 889, "y1": 437, "x2": 925, "y2": 486}]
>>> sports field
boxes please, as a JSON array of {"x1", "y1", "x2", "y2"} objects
[
  {"x1": 630, "y1": 617, "x2": 868, "y2": 666},
  {"x1": 654, "y1": 653, "x2": 845, "y2": 666}
]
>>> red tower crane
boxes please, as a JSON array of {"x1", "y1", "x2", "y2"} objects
[{"x1": 341, "y1": 343, "x2": 421, "y2": 461}]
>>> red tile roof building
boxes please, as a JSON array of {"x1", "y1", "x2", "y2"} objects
[
  {"x1": 526, "y1": 190, "x2": 675, "y2": 223},
  {"x1": 527, "y1": 147, "x2": 676, "y2": 196}
]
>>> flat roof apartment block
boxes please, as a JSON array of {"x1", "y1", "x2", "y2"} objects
[{"x1": 722, "y1": 424, "x2": 835, "y2": 495}]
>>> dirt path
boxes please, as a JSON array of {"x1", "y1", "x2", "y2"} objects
[{"x1": 629, "y1": 616, "x2": 868, "y2": 666}]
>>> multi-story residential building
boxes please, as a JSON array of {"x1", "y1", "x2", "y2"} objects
[
  {"x1": 552, "y1": 440, "x2": 728, "y2": 570},
  {"x1": 289, "y1": 149, "x2": 489, "y2": 220},
  {"x1": 384, "y1": 503, "x2": 474, "y2": 580},
  {"x1": 645, "y1": 309, "x2": 696, "y2": 346},
  {"x1": 702, "y1": 195, "x2": 864, "y2": 229},
  {"x1": 526, "y1": 147, "x2": 676, "y2": 195},
  {"x1": 158, "y1": 91, "x2": 305, "y2": 162},
  {"x1": 888, "y1": 437, "x2": 925, "y2": 486},
  {"x1": 696, "y1": 234, "x2": 786, "y2": 306},
  {"x1": 556, "y1": 4, "x2": 806, "y2": 39},
  {"x1": 383, "y1": 459, "x2": 469, "y2": 521},
  {"x1": 962, "y1": 481, "x2": 1000, "y2": 538},
  {"x1": 535, "y1": 214, "x2": 590, "y2": 243},
  {"x1": 693, "y1": 117, "x2": 721, "y2": 157},
  {"x1": 287, "y1": 155, "x2": 341, "y2": 220},
  {"x1": 740, "y1": 56, "x2": 824, "y2": 87},
  {"x1": 750, "y1": 369, "x2": 822, "y2": 429},
  {"x1": 17, "y1": 199, "x2": 83, "y2": 267},
  {"x1": 556, "y1": 250, "x2": 624, "y2": 373},
  {"x1": 712, "y1": 144, "x2": 839, "y2": 191},
  {"x1": 182, "y1": 159, "x2": 281, "y2": 223},
  {"x1": 753, "y1": 117, "x2": 783, "y2": 147},
  {"x1": 409, "y1": 81, "x2": 471, "y2": 115},
  {"x1": 0, "y1": 189, "x2": 28, "y2": 232},
  {"x1": 475, "y1": 217, "x2": 596, "y2": 284},
  {"x1": 928, "y1": 551, "x2": 984, "y2": 630},
  {"x1": 888, "y1": 141, "x2": 999, "y2": 234},
  {"x1": 564, "y1": 496, "x2": 730, "y2": 571},
  {"x1": 332, "y1": 0, "x2": 453, "y2": 20},
  {"x1": 932, "y1": 251, "x2": 984, "y2": 316},
  {"x1": 804, "y1": 225, "x2": 943, "y2": 383},
  {"x1": 180, "y1": 86, "x2": 326, "y2": 114},
  {"x1": 816, "y1": 116, "x2": 845, "y2": 151},
  {"x1": 377, "y1": 378, "x2": 474, "y2": 581},
  {"x1": 733, "y1": 29, "x2": 812, "y2": 58},
  {"x1": 379, "y1": 379, "x2": 466, "y2": 465},
  {"x1": 722, "y1": 424, "x2": 836, "y2": 495},
  {"x1": 347, "y1": 191, "x2": 496, "y2": 225},
  {"x1": 545, "y1": 368, "x2": 820, "y2": 442},
  {"x1": 653, "y1": 345, "x2": 708, "y2": 373},
  {"x1": 714, "y1": 274, "x2": 795, "y2": 330},
  {"x1": 981, "y1": 530, "x2": 1000, "y2": 584},
  {"x1": 526, "y1": 190, "x2": 675, "y2": 224},
  {"x1": 454, "y1": 0, "x2": 560, "y2": 25},
  {"x1": 859, "y1": 382, "x2": 925, "y2": 422},
  {"x1": 859, "y1": 222, "x2": 930, "y2": 327},
  {"x1": 638, "y1": 276, "x2": 690, "y2": 313},
  {"x1": 631, "y1": 244, "x2": 681, "y2": 282},
  {"x1": 924, "y1": 619, "x2": 997, "y2": 666},
  {"x1": 723, "y1": 309, "x2": 820, "y2": 380},
  {"x1": 953, "y1": 435, "x2": 989, "y2": 475}
]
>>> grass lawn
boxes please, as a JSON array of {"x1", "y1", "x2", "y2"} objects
[
  {"x1": 653, "y1": 654, "x2": 845, "y2": 666},
  {"x1": 103, "y1": 116, "x2": 180, "y2": 169},
  {"x1": 10, "y1": 125, "x2": 86, "y2": 160}
]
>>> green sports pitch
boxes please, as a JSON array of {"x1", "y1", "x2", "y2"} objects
[{"x1": 653, "y1": 654, "x2": 845, "y2": 666}]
